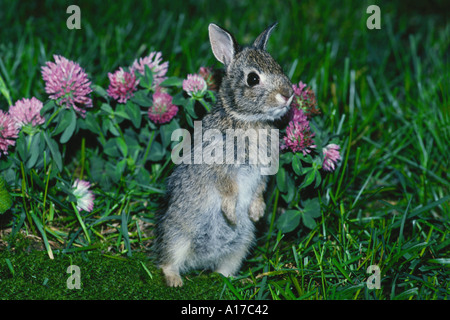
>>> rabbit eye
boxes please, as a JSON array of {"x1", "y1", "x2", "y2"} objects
[{"x1": 246, "y1": 72, "x2": 260, "y2": 87}]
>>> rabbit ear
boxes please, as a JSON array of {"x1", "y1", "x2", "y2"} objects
[
  {"x1": 253, "y1": 22, "x2": 278, "y2": 51},
  {"x1": 209, "y1": 23, "x2": 238, "y2": 65}
]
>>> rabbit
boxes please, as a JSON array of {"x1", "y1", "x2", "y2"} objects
[{"x1": 156, "y1": 22, "x2": 294, "y2": 287}]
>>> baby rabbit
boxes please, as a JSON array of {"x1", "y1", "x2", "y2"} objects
[{"x1": 156, "y1": 23, "x2": 294, "y2": 287}]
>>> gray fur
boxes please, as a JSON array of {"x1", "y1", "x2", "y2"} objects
[{"x1": 156, "y1": 23, "x2": 294, "y2": 287}]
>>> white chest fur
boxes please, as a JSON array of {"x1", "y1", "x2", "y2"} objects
[{"x1": 235, "y1": 166, "x2": 261, "y2": 215}]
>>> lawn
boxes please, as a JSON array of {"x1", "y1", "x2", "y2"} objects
[{"x1": 0, "y1": 0, "x2": 448, "y2": 301}]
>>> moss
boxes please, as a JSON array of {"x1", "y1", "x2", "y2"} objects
[{"x1": 0, "y1": 248, "x2": 228, "y2": 300}]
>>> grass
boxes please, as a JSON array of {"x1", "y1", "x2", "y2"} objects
[
  {"x1": 0, "y1": 0, "x2": 449, "y2": 300},
  {"x1": 0, "y1": 239, "x2": 228, "y2": 299}
]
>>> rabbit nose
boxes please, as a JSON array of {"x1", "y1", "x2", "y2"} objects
[
  {"x1": 276, "y1": 93, "x2": 294, "y2": 106},
  {"x1": 282, "y1": 87, "x2": 294, "y2": 99},
  {"x1": 282, "y1": 86, "x2": 294, "y2": 101},
  {"x1": 285, "y1": 93, "x2": 294, "y2": 106}
]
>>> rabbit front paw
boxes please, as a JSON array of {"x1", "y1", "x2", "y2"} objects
[
  {"x1": 249, "y1": 196, "x2": 266, "y2": 222},
  {"x1": 221, "y1": 196, "x2": 237, "y2": 225}
]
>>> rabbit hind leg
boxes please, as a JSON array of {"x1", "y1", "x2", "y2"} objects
[
  {"x1": 215, "y1": 244, "x2": 249, "y2": 278},
  {"x1": 160, "y1": 239, "x2": 191, "y2": 287},
  {"x1": 162, "y1": 265, "x2": 183, "y2": 287}
]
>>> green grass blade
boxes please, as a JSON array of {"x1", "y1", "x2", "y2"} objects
[{"x1": 30, "y1": 211, "x2": 54, "y2": 259}]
